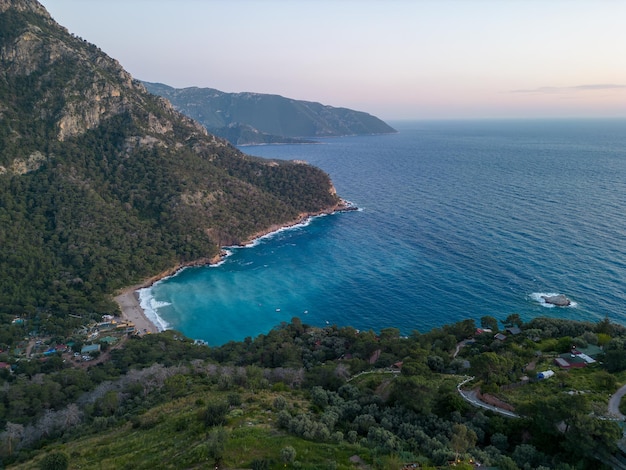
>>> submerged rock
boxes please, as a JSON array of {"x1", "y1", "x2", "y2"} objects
[{"x1": 541, "y1": 294, "x2": 571, "y2": 307}]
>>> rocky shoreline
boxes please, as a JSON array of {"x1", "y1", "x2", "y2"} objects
[{"x1": 113, "y1": 199, "x2": 356, "y2": 333}]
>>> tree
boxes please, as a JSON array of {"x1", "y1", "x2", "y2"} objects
[
  {"x1": 480, "y1": 315, "x2": 499, "y2": 332},
  {"x1": 445, "y1": 319, "x2": 476, "y2": 341},
  {"x1": 4, "y1": 422, "x2": 24, "y2": 456},
  {"x1": 503, "y1": 314, "x2": 522, "y2": 328},
  {"x1": 470, "y1": 352, "x2": 514, "y2": 385},
  {"x1": 39, "y1": 451, "x2": 69, "y2": 470},
  {"x1": 206, "y1": 427, "x2": 228, "y2": 464},
  {"x1": 202, "y1": 401, "x2": 228, "y2": 427},
  {"x1": 490, "y1": 432, "x2": 509, "y2": 452},
  {"x1": 512, "y1": 444, "x2": 543, "y2": 470},
  {"x1": 450, "y1": 423, "x2": 477, "y2": 461},
  {"x1": 561, "y1": 414, "x2": 620, "y2": 461},
  {"x1": 604, "y1": 349, "x2": 626, "y2": 373},
  {"x1": 427, "y1": 355, "x2": 445, "y2": 372}
]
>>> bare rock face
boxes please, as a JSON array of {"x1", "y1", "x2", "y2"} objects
[
  {"x1": 0, "y1": 0, "x2": 50, "y2": 15},
  {"x1": 541, "y1": 294, "x2": 571, "y2": 307}
]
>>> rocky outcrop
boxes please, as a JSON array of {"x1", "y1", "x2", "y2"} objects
[
  {"x1": 0, "y1": 0, "x2": 49, "y2": 15},
  {"x1": 541, "y1": 294, "x2": 571, "y2": 307},
  {"x1": 3, "y1": 151, "x2": 47, "y2": 175}
]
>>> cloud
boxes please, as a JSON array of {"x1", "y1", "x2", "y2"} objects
[{"x1": 512, "y1": 84, "x2": 626, "y2": 94}]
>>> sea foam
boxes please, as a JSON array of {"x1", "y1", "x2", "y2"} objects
[{"x1": 138, "y1": 287, "x2": 171, "y2": 331}]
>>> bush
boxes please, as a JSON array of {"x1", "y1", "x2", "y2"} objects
[
  {"x1": 201, "y1": 401, "x2": 229, "y2": 427},
  {"x1": 39, "y1": 451, "x2": 69, "y2": 470},
  {"x1": 251, "y1": 459, "x2": 270, "y2": 470},
  {"x1": 273, "y1": 395, "x2": 287, "y2": 410},
  {"x1": 281, "y1": 445, "x2": 297, "y2": 463}
]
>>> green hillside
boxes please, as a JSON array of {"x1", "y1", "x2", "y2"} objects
[
  {"x1": 0, "y1": 0, "x2": 340, "y2": 323},
  {"x1": 4, "y1": 317, "x2": 626, "y2": 469}
]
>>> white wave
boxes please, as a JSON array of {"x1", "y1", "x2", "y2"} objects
[
  {"x1": 209, "y1": 249, "x2": 233, "y2": 267},
  {"x1": 229, "y1": 218, "x2": 314, "y2": 249},
  {"x1": 530, "y1": 292, "x2": 578, "y2": 308},
  {"x1": 138, "y1": 287, "x2": 171, "y2": 331}
]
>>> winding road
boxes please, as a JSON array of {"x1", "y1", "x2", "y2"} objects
[
  {"x1": 608, "y1": 383, "x2": 626, "y2": 420},
  {"x1": 456, "y1": 376, "x2": 519, "y2": 418}
]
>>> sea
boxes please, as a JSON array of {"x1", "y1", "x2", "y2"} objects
[{"x1": 139, "y1": 119, "x2": 626, "y2": 345}]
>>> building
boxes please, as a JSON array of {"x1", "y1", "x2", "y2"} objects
[{"x1": 80, "y1": 343, "x2": 101, "y2": 355}]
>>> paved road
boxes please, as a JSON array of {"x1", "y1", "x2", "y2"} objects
[
  {"x1": 457, "y1": 376, "x2": 519, "y2": 418},
  {"x1": 608, "y1": 383, "x2": 626, "y2": 420}
]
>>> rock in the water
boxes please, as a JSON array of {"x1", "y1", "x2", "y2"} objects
[{"x1": 541, "y1": 294, "x2": 571, "y2": 307}]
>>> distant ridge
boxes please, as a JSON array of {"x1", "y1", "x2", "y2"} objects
[{"x1": 142, "y1": 82, "x2": 396, "y2": 145}]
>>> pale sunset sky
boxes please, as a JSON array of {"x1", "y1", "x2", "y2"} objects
[{"x1": 39, "y1": 0, "x2": 626, "y2": 121}]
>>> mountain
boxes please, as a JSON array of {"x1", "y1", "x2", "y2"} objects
[
  {"x1": 142, "y1": 82, "x2": 396, "y2": 145},
  {"x1": 0, "y1": 0, "x2": 341, "y2": 323}
]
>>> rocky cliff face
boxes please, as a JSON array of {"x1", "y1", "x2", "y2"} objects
[
  {"x1": 0, "y1": 0, "x2": 46, "y2": 14},
  {"x1": 1, "y1": 0, "x2": 210, "y2": 145}
]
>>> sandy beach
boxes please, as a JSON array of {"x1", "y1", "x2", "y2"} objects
[{"x1": 113, "y1": 288, "x2": 159, "y2": 334}]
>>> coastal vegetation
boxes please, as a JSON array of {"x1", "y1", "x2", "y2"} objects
[{"x1": 2, "y1": 316, "x2": 626, "y2": 469}]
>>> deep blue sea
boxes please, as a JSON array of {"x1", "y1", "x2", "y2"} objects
[{"x1": 140, "y1": 119, "x2": 626, "y2": 345}]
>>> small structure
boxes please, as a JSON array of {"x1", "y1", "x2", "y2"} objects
[
  {"x1": 577, "y1": 344, "x2": 603, "y2": 358},
  {"x1": 555, "y1": 351, "x2": 587, "y2": 369},
  {"x1": 494, "y1": 333, "x2": 507, "y2": 341},
  {"x1": 80, "y1": 343, "x2": 101, "y2": 355},
  {"x1": 506, "y1": 326, "x2": 522, "y2": 335},
  {"x1": 537, "y1": 369, "x2": 555, "y2": 380}
]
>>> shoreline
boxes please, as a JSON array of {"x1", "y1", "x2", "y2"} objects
[{"x1": 113, "y1": 199, "x2": 356, "y2": 334}]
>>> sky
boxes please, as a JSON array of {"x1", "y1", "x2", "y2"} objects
[{"x1": 39, "y1": 0, "x2": 626, "y2": 120}]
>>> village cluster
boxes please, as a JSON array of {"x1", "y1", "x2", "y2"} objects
[{"x1": 2, "y1": 315, "x2": 139, "y2": 370}]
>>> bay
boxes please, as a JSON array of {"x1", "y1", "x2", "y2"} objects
[{"x1": 142, "y1": 119, "x2": 626, "y2": 345}]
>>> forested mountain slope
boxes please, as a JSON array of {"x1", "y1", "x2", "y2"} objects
[
  {"x1": 143, "y1": 81, "x2": 397, "y2": 145},
  {"x1": 0, "y1": 0, "x2": 340, "y2": 323}
]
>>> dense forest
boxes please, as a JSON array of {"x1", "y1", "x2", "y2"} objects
[{"x1": 0, "y1": 0, "x2": 340, "y2": 324}]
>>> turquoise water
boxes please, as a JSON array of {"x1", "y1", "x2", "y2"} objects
[{"x1": 141, "y1": 119, "x2": 626, "y2": 345}]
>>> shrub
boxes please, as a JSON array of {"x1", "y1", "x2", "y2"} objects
[{"x1": 39, "y1": 451, "x2": 69, "y2": 470}]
